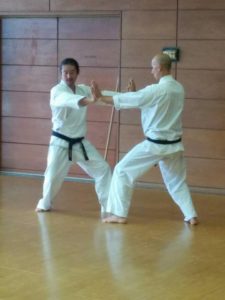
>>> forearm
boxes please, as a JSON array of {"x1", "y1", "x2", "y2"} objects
[
  {"x1": 99, "y1": 96, "x2": 114, "y2": 105},
  {"x1": 51, "y1": 92, "x2": 84, "y2": 109},
  {"x1": 79, "y1": 97, "x2": 95, "y2": 106}
]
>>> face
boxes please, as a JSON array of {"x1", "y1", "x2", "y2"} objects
[
  {"x1": 61, "y1": 64, "x2": 78, "y2": 88},
  {"x1": 151, "y1": 57, "x2": 161, "y2": 81}
]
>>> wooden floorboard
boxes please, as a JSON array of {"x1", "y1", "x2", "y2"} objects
[{"x1": 0, "y1": 175, "x2": 225, "y2": 300}]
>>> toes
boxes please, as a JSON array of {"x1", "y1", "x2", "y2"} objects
[
  {"x1": 186, "y1": 217, "x2": 199, "y2": 225},
  {"x1": 35, "y1": 208, "x2": 51, "y2": 213},
  {"x1": 102, "y1": 215, "x2": 127, "y2": 224}
]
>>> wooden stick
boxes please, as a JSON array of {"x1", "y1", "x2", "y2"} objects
[{"x1": 104, "y1": 77, "x2": 119, "y2": 160}]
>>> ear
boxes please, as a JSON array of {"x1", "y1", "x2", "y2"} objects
[
  {"x1": 159, "y1": 65, "x2": 165, "y2": 74},
  {"x1": 159, "y1": 64, "x2": 163, "y2": 71}
]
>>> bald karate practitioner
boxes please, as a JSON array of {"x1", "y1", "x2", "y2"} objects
[
  {"x1": 36, "y1": 58, "x2": 112, "y2": 215},
  {"x1": 92, "y1": 53, "x2": 199, "y2": 225}
]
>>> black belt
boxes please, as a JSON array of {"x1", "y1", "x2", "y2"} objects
[
  {"x1": 146, "y1": 137, "x2": 182, "y2": 144},
  {"x1": 52, "y1": 131, "x2": 89, "y2": 161}
]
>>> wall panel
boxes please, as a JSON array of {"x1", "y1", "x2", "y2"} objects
[
  {"x1": 58, "y1": 40, "x2": 120, "y2": 67},
  {"x1": 1, "y1": 118, "x2": 51, "y2": 145},
  {"x1": 183, "y1": 99, "x2": 225, "y2": 130},
  {"x1": 2, "y1": 39, "x2": 57, "y2": 66},
  {"x1": 86, "y1": 122, "x2": 117, "y2": 150},
  {"x1": 2, "y1": 92, "x2": 51, "y2": 119},
  {"x1": 183, "y1": 130, "x2": 225, "y2": 159},
  {"x1": 186, "y1": 158, "x2": 225, "y2": 189},
  {"x1": 1, "y1": 18, "x2": 57, "y2": 38},
  {"x1": 0, "y1": 0, "x2": 49, "y2": 11},
  {"x1": 120, "y1": 110, "x2": 140, "y2": 126},
  {"x1": 87, "y1": 105, "x2": 118, "y2": 123},
  {"x1": 2, "y1": 66, "x2": 57, "y2": 92},
  {"x1": 119, "y1": 125, "x2": 144, "y2": 153},
  {"x1": 122, "y1": 11, "x2": 177, "y2": 39},
  {"x1": 122, "y1": 40, "x2": 176, "y2": 68},
  {"x1": 179, "y1": 0, "x2": 225, "y2": 10},
  {"x1": 178, "y1": 40, "x2": 225, "y2": 70},
  {"x1": 51, "y1": 0, "x2": 177, "y2": 11},
  {"x1": 178, "y1": 11, "x2": 225, "y2": 39},
  {"x1": 1, "y1": 143, "x2": 48, "y2": 172},
  {"x1": 177, "y1": 70, "x2": 225, "y2": 99},
  {"x1": 58, "y1": 17, "x2": 120, "y2": 39},
  {"x1": 0, "y1": 18, "x2": 57, "y2": 175}
]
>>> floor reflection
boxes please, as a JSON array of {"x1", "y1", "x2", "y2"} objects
[
  {"x1": 37, "y1": 214, "x2": 60, "y2": 300},
  {"x1": 157, "y1": 223, "x2": 194, "y2": 271},
  {"x1": 94, "y1": 222, "x2": 195, "y2": 299},
  {"x1": 94, "y1": 224, "x2": 141, "y2": 299}
]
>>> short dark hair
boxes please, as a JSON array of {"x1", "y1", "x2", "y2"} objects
[{"x1": 60, "y1": 58, "x2": 80, "y2": 74}]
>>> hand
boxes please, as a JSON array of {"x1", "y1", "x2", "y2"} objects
[
  {"x1": 91, "y1": 80, "x2": 102, "y2": 102},
  {"x1": 127, "y1": 78, "x2": 136, "y2": 92}
]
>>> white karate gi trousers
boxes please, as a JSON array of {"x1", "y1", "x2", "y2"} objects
[
  {"x1": 106, "y1": 140, "x2": 197, "y2": 221},
  {"x1": 36, "y1": 140, "x2": 112, "y2": 212}
]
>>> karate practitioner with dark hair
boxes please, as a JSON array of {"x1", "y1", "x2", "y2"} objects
[{"x1": 36, "y1": 58, "x2": 112, "y2": 215}]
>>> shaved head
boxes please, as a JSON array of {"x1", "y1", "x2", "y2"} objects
[
  {"x1": 153, "y1": 53, "x2": 172, "y2": 71},
  {"x1": 151, "y1": 53, "x2": 172, "y2": 81}
]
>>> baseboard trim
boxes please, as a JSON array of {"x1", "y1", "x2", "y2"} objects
[{"x1": 1, "y1": 170, "x2": 225, "y2": 195}]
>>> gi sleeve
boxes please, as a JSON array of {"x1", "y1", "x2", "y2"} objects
[
  {"x1": 50, "y1": 86, "x2": 85, "y2": 109},
  {"x1": 102, "y1": 90, "x2": 120, "y2": 97},
  {"x1": 113, "y1": 85, "x2": 156, "y2": 110}
]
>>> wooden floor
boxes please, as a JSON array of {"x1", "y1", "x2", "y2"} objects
[{"x1": 1, "y1": 175, "x2": 225, "y2": 300}]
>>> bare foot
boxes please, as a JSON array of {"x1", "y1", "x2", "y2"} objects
[
  {"x1": 185, "y1": 217, "x2": 199, "y2": 225},
  {"x1": 35, "y1": 208, "x2": 51, "y2": 213},
  {"x1": 102, "y1": 214, "x2": 127, "y2": 224}
]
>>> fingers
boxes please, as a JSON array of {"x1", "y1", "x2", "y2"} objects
[
  {"x1": 91, "y1": 80, "x2": 102, "y2": 101},
  {"x1": 91, "y1": 88, "x2": 99, "y2": 103},
  {"x1": 127, "y1": 78, "x2": 136, "y2": 91}
]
